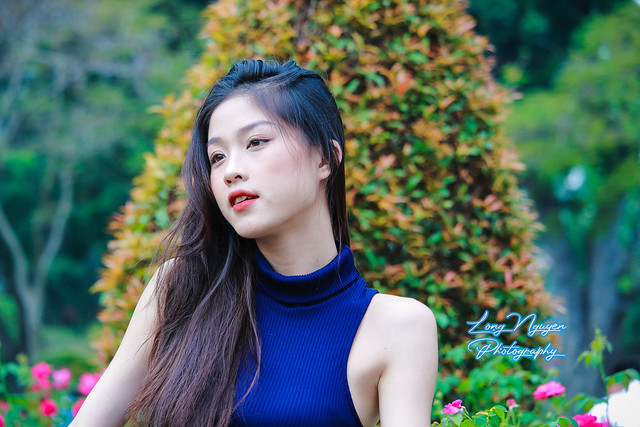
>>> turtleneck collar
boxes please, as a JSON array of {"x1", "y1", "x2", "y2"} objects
[{"x1": 254, "y1": 244, "x2": 360, "y2": 305}]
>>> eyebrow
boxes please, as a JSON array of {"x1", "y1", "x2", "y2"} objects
[{"x1": 207, "y1": 120, "x2": 277, "y2": 147}]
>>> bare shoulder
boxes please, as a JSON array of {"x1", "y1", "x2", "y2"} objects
[
  {"x1": 369, "y1": 293, "x2": 437, "y2": 336},
  {"x1": 153, "y1": 257, "x2": 177, "y2": 283},
  {"x1": 366, "y1": 293, "x2": 438, "y2": 369}
]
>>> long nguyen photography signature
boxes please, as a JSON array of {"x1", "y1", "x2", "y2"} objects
[{"x1": 464, "y1": 310, "x2": 567, "y2": 362}]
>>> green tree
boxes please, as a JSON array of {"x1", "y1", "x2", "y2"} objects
[
  {"x1": 506, "y1": 1, "x2": 640, "y2": 397},
  {"x1": 0, "y1": 0, "x2": 202, "y2": 362},
  {"x1": 467, "y1": 0, "x2": 628, "y2": 88},
  {"x1": 93, "y1": 0, "x2": 555, "y2": 414}
]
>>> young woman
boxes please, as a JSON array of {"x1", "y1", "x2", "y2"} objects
[{"x1": 71, "y1": 59, "x2": 438, "y2": 427}]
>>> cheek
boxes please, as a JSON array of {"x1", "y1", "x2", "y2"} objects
[
  {"x1": 209, "y1": 174, "x2": 226, "y2": 207},
  {"x1": 275, "y1": 163, "x2": 321, "y2": 202},
  {"x1": 273, "y1": 146, "x2": 318, "y2": 182}
]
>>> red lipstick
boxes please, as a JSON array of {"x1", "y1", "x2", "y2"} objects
[{"x1": 228, "y1": 190, "x2": 259, "y2": 212}]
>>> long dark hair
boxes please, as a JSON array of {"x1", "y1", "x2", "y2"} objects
[{"x1": 125, "y1": 59, "x2": 349, "y2": 426}]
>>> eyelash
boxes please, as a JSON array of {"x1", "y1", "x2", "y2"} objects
[
  {"x1": 248, "y1": 138, "x2": 267, "y2": 148},
  {"x1": 209, "y1": 139, "x2": 269, "y2": 165}
]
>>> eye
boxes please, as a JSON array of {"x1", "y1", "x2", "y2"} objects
[
  {"x1": 209, "y1": 153, "x2": 225, "y2": 165},
  {"x1": 247, "y1": 139, "x2": 268, "y2": 148}
]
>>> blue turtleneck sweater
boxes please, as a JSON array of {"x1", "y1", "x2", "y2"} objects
[{"x1": 230, "y1": 244, "x2": 379, "y2": 427}]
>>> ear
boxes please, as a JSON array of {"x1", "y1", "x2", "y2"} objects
[{"x1": 318, "y1": 140, "x2": 343, "y2": 180}]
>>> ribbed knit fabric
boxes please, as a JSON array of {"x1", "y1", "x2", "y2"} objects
[{"x1": 230, "y1": 244, "x2": 379, "y2": 427}]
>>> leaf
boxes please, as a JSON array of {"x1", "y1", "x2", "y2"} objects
[
  {"x1": 491, "y1": 405, "x2": 506, "y2": 419},
  {"x1": 488, "y1": 412, "x2": 502, "y2": 426},
  {"x1": 568, "y1": 392, "x2": 599, "y2": 412},
  {"x1": 154, "y1": 208, "x2": 171, "y2": 229},
  {"x1": 624, "y1": 368, "x2": 640, "y2": 380},
  {"x1": 428, "y1": 232, "x2": 443, "y2": 245},
  {"x1": 556, "y1": 416, "x2": 579, "y2": 427},
  {"x1": 346, "y1": 78, "x2": 360, "y2": 93},
  {"x1": 449, "y1": 411, "x2": 464, "y2": 425}
]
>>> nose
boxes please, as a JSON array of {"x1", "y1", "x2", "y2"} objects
[
  {"x1": 223, "y1": 154, "x2": 246, "y2": 185},
  {"x1": 225, "y1": 173, "x2": 244, "y2": 184}
]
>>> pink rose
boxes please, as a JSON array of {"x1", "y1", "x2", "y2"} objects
[
  {"x1": 30, "y1": 362, "x2": 53, "y2": 391},
  {"x1": 442, "y1": 399, "x2": 463, "y2": 415},
  {"x1": 573, "y1": 414, "x2": 609, "y2": 427},
  {"x1": 39, "y1": 398, "x2": 57, "y2": 417},
  {"x1": 533, "y1": 380, "x2": 566, "y2": 400},
  {"x1": 71, "y1": 398, "x2": 85, "y2": 417},
  {"x1": 31, "y1": 362, "x2": 52, "y2": 381},
  {"x1": 78, "y1": 372, "x2": 101, "y2": 395},
  {"x1": 507, "y1": 398, "x2": 518, "y2": 409},
  {"x1": 52, "y1": 368, "x2": 72, "y2": 390}
]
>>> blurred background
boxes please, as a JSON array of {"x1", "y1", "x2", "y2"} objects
[{"x1": 1, "y1": 0, "x2": 638, "y2": 403}]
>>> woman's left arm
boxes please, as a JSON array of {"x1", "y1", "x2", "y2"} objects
[{"x1": 377, "y1": 298, "x2": 439, "y2": 426}]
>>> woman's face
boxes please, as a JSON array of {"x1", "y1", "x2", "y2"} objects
[{"x1": 207, "y1": 95, "x2": 331, "y2": 241}]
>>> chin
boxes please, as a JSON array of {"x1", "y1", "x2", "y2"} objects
[{"x1": 232, "y1": 225, "x2": 270, "y2": 240}]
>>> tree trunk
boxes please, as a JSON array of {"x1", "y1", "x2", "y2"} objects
[
  {"x1": 0, "y1": 167, "x2": 73, "y2": 362},
  {"x1": 20, "y1": 284, "x2": 46, "y2": 360}
]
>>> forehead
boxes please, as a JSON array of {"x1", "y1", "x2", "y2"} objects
[
  {"x1": 208, "y1": 96, "x2": 270, "y2": 135},
  {"x1": 206, "y1": 95, "x2": 306, "y2": 149}
]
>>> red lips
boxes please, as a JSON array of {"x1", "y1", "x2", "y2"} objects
[{"x1": 228, "y1": 189, "x2": 259, "y2": 213}]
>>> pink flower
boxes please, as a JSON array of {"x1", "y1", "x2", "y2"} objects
[
  {"x1": 507, "y1": 398, "x2": 518, "y2": 409},
  {"x1": 30, "y1": 362, "x2": 53, "y2": 391},
  {"x1": 0, "y1": 414, "x2": 4, "y2": 427},
  {"x1": 0, "y1": 401, "x2": 7, "y2": 413},
  {"x1": 39, "y1": 398, "x2": 57, "y2": 417},
  {"x1": 72, "y1": 398, "x2": 85, "y2": 417},
  {"x1": 442, "y1": 399, "x2": 463, "y2": 415},
  {"x1": 533, "y1": 380, "x2": 566, "y2": 400},
  {"x1": 572, "y1": 414, "x2": 609, "y2": 427},
  {"x1": 77, "y1": 372, "x2": 101, "y2": 395},
  {"x1": 52, "y1": 368, "x2": 72, "y2": 390},
  {"x1": 31, "y1": 362, "x2": 52, "y2": 381}
]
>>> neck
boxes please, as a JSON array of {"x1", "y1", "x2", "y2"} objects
[{"x1": 255, "y1": 211, "x2": 338, "y2": 276}]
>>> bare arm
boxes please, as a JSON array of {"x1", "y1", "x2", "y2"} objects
[
  {"x1": 70, "y1": 260, "x2": 171, "y2": 427},
  {"x1": 377, "y1": 298, "x2": 439, "y2": 426}
]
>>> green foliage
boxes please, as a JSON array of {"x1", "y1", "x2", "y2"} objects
[
  {"x1": 458, "y1": 351, "x2": 544, "y2": 404},
  {"x1": 37, "y1": 325, "x2": 99, "y2": 375},
  {"x1": 433, "y1": 402, "x2": 579, "y2": 427},
  {"x1": 0, "y1": 325, "x2": 104, "y2": 424},
  {"x1": 0, "y1": 355, "x2": 78, "y2": 426},
  {"x1": 0, "y1": 0, "x2": 203, "y2": 360},
  {"x1": 468, "y1": 0, "x2": 628, "y2": 88},
  {"x1": 507, "y1": 2, "x2": 640, "y2": 235},
  {"x1": 506, "y1": 1, "x2": 640, "y2": 360},
  {"x1": 0, "y1": 294, "x2": 20, "y2": 343},
  {"x1": 434, "y1": 329, "x2": 632, "y2": 426},
  {"x1": 92, "y1": 0, "x2": 554, "y2": 414},
  {"x1": 570, "y1": 328, "x2": 640, "y2": 414}
]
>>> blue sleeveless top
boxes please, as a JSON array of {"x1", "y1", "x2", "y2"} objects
[{"x1": 230, "y1": 244, "x2": 379, "y2": 427}]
